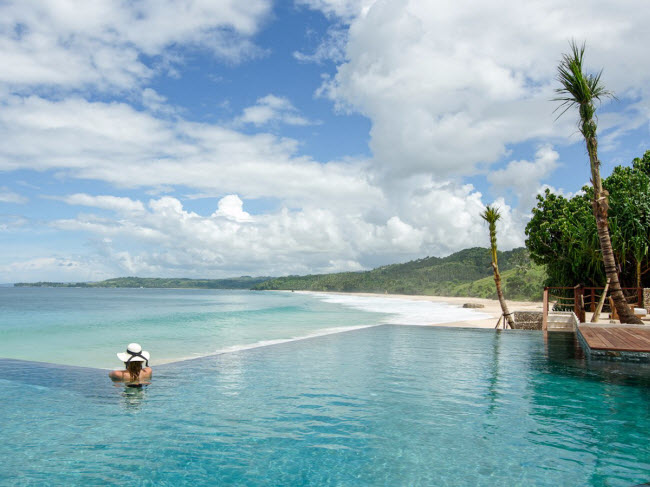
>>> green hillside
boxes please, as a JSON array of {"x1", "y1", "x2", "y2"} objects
[
  {"x1": 15, "y1": 248, "x2": 546, "y2": 300},
  {"x1": 253, "y1": 247, "x2": 545, "y2": 301}
]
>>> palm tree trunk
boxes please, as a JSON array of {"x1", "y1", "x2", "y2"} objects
[
  {"x1": 492, "y1": 262, "x2": 515, "y2": 328},
  {"x1": 587, "y1": 136, "x2": 642, "y2": 324}
]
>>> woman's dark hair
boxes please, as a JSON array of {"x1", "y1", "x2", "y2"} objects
[{"x1": 125, "y1": 361, "x2": 143, "y2": 381}]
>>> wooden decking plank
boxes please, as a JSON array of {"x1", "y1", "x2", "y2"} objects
[
  {"x1": 593, "y1": 328, "x2": 621, "y2": 349},
  {"x1": 630, "y1": 329, "x2": 650, "y2": 343},
  {"x1": 614, "y1": 329, "x2": 650, "y2": 350},
  {"x1": 577, "y1": 325, "x2": 650, "y2": 352},
  {"x1": 581, "y1": 328, "x2": 610, "y2": 349},
  {"x1": 601, "y1": 328, "x2": 631, "y2": 347},
  {"x1": 601, "y1": 329, "x2": 641, "y2": 351},
  {"x1": 617, "y1": 328, "x2": 650, "y2": 348},
  {"x1": 579, "y1": 327, "x2": 609, "y2": 349}
]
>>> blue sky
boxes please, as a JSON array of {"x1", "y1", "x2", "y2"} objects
[{"x1": 1, "y1": 0, "x2": 649, "y2": 282}]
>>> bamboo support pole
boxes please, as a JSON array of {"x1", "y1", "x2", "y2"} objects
[{"x1": 591, "y1": 278, "x2": 610, "y2": 323}]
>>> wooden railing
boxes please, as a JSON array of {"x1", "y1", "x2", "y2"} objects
[{"x1": 542, "y1": 286, "x2": 642, "y2": 327}]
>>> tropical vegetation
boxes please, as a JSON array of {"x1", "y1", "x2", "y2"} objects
[
  {"x1": 554, "y1": 40, "x2": 641, "y2": 323},
  {"x1": 525, "y1": 150, "x2": 650, "y2": 290},
  {"x1": 16, "y1": 249, "x2": 546, "y2": 300},
  {"x1": 253, "y1": 247, "x2": 546, "y2": 301}
]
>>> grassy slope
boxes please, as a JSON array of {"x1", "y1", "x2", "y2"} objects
[
  {"x1": 443, "y1": 263, "x2": 546, "y2": 301},
  {"x1": 253, "y1": 247, "x2": 546, "y2": 301}
]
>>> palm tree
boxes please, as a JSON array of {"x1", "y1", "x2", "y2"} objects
[
  {"x1": 481, "y1": 205, "x2": 515, "y2": 328},
  {"x1": 555, "y1": 41, "x2": 642, "y2": 324}
]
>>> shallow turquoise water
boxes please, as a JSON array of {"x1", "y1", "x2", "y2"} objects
[
  {"x1": 0, "y1": 288, "x2": 387, "y2": 368},
  {"x1": 2, "y1": 326, "x2": 650, "y2": 486},
  {"x1": 0, "y1": 288, "x2": 487, "y2": 368}
]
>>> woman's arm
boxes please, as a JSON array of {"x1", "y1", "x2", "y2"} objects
[{"x1": 108, "y1": 370, "x2": 126, "y2": 381}]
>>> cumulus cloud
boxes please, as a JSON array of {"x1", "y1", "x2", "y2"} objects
[
  {"x1": 236, "y1": 94, "x2": 314, "y2": 126},
  {"x1": 315, "y1": 0, "x2": 650, "y2": 179},
  {"x1": 0, "y1": 0, "x2": 271, "y2": 92},
  {"x1": 213, "y1": 195, "x2": 253, "y2": 222},
  {"x1": 0, "y1": 96, "x2": 377, "y2": 209},
  {"x1": 487, "y1": 145, "x2": 560, "y2": 211},
  {"x1": 47, "y1": 183, "x2": 523, "y2": 279},
  {"x1": 6, "y1": 1, "x2": 647, "y2": 281}
]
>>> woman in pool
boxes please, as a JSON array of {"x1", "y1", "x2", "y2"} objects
[{"x1": 109, "y1": 343, "x2": 152, "y2": 383}]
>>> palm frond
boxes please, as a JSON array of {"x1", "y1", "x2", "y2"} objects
[
  {"x1": 552, "y1": 40, "x2": 615, "y2": 121},
  {"x1": 480, "y1": 205, "x2": 501, "y2": 224},
  {"x1": 481, "y1": 205, "x2": 501, "y2": 265}
]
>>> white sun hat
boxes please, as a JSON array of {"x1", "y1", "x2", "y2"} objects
[{"x1": 117, "y1": 343, "x2": 150, "y2": 365}]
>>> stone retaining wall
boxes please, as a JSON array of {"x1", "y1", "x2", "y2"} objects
[
  {"x1": 645, "y1": 288, "x2": 650, "y2": 312},
  {"x1": 511, "y1": 311, "x2": 543, "y2": 330}
]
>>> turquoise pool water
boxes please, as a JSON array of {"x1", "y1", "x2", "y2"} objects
[{"x1": 2, "y1": 326, "x2": 650, "y2": 486}]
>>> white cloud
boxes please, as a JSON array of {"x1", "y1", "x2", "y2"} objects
[
  {"x1": 315, "y1": 0, "x2": 650, "y2": 179},
  {"x1": 141, "y1": 88, "x2": 175, "y2": 115},
  {"x1": 538, "y1": 184, "x2": 584, "y2": 201},
  {"x1": 0, "y1": 187, "x2": 27, "y2": 204},
  {"x1": 294, "y1": 26, "x2": 348, "y2": 64},
  {"x1": 236, "y1": 94, "x2": 313, "y2": 126},
  {"x1": 43, "y1": 181, "x2": 524, "y2": 279},
  {"x1": 487, "y1": 145, "x2": 560, "y2": 211},
  {"x1": 296, "y1": 0, "x2": 374, "y2": 20},
  {"x1": 0, "y1": 214, "x2": 28, "y2": 232},
  {"x1": 0, "y1": 256, "x2": 111, "y2": 283},
  {"x1": 213, "y1": 195, "x2": 253, "y2": 222},
  {"x1": 0, "y1": 96, "x2": 377, "y2": 209},
  {"x1": 62, "y1": 194, "x2": 146, "y2": 214},
  {"x1": 0, "y1": 0, "x2": 271, "y2": 92},
  {"x1": 7, "y1": 1, "x2": 648, "y2": 281}
]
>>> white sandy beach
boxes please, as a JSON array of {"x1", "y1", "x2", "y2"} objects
[{"x1": 307, "y1": 291, "x2": 543, "y2": 329}]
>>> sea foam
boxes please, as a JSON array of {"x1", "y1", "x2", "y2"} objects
[
  {"x1": 166, "y1": 293, "x2": 491, "y2": 364},
  {"x1": 306, "y1": 292, "x2": 491, "y2": 325}
]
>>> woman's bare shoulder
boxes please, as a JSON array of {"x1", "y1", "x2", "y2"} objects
[{"x1": 108, "y1": 370, "x2": 127, "y2": 381}]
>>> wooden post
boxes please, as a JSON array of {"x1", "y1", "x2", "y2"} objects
[
  {"x1": 494, "y1": 315, "x2": 503, "y2": 329},
  {"x1": 591, "y1": 278, "x2": 610, "y2": 323},
  {"x1": 574, "y1": 284, "x2": 585, "y2": 323},
  {"x1": 638, "y1": 288, "x2": 643, "y2": 309},
  {"x1": 590, "y1": 288, "x2": 596, "y2": 312},
  {"x1": 542, "y1": 287, "x2": 548, "y2": 332},
  {"x1": 609, "y1": 296, "x2": 619, "y2": 320}
]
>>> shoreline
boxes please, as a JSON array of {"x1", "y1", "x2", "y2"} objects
[
  {"x1": 2, "y1": 290, "x2": 544, "y2": 370},
  {"x1": 140, "y1": 292, "x2": 543, "y2": 366},
  {"x1": 296, "y1": 290, "x2": 543, "y2": 329}
]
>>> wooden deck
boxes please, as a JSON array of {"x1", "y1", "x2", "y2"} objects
[{"x1": 578, "y1": 324, "x2": 650, "y2": 353}]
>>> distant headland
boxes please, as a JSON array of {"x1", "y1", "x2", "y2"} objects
[
  {"x1": 13, "y1": 276, "x2": 269, "y2": 289},
  {"x1": 14, "y1": 247, "x2": 545, "y2": 301}
]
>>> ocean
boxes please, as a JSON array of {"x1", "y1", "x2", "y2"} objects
[{"x1": 0, "y1": 287, "x2": 488, "y2": 368}]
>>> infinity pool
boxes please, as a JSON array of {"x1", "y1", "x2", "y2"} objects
[{"x1": 2, "y1": 326, "x2": 650, "y2": 486}]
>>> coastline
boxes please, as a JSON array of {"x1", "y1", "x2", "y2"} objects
[{"x1": 297, "y1": 290, "x2": 543, "y2": 329}]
